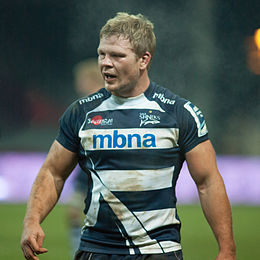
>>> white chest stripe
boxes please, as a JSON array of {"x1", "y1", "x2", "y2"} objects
[
  {"x1": 97, "y1": 166, "x2": 174, "y2": 191},
  {"x1": 79, "y1": 128, "x2": 179, "y2": 151}
]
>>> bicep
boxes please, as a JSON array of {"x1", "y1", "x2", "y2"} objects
[
  {"x1": 41, "y1": 140, "x2": 78, "y2": 181},
  {"x1": 185, "y1": 140, "x2": 220, "y2": 186}
]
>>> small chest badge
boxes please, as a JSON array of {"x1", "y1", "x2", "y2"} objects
[{"x1": 139, "y1": 111, "x2": 160, "y2": 127}]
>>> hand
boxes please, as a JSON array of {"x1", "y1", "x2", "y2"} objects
[{"x1": 21, "y1": 223, "x2": 48, "y2": 260}]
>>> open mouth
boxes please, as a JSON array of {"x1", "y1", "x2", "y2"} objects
[{"x1": 104, "y1": 72, "x2": 117, "y2": 81}]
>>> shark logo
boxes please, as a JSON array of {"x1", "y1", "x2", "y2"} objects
[{"x1": 139, "y1": 112, "x2": 160, "y2": 127}]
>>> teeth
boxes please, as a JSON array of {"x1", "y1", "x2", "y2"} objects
[{"x1": 105, "y1": 74, "x2": 115, "y2": 79}]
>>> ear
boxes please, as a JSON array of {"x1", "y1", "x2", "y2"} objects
[{"x1": 139, "y1": 51, "x2": 151, "y2": 70}]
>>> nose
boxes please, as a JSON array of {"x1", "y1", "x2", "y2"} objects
[{"x1": 100, "y1": 54, "x2": 113, "y2": 67}]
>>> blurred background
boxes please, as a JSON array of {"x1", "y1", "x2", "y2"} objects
[
  {"x1": 1, "y1": 0, "x2": 260, "y2": 153},
  {"x1": 0, "y1": 0, "x2": 260, "y2": 259}
]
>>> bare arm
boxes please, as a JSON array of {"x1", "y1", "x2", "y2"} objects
[
  {"x1": 21, "y1": 140, "x2": 78, "y2": 260},
  {"x1": 185, "y1": 140, "x2": 236, "y2": 260}
]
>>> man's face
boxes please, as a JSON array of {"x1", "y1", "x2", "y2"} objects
[{"x1": 97, "y1": 35, "x2": 143, "y2": 97}]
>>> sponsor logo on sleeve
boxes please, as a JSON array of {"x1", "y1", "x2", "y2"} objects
[
  {"x1": 79, "y1": 93, "x2": 104, "y2": 105},
  {"x1": 184, "y1": 102, "x2": 208, "y2": 137},
  {"x1": 152, "y1": 92, "x2": 175, "y2": 105}
]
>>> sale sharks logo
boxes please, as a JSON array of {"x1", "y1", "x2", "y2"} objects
[{"x1": 139, "y1": 112, "x2": 160, "y2": 127}]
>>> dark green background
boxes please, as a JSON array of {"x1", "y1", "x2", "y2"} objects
[{"x1": 1, "y1": 0, "x2": 260, "y2": 154}]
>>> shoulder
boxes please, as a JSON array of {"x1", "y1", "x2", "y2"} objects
[
  {"x1": 77, "y1": 88, "x2": 111, "y2": 109},
  {"x1": 146, "y1": 81, "x2": 208, "y2": 135},
  {"x1": 64, "y1": 88, "x2": 111, "y2": 116},
  {"x1": 78, "y1": 88, "x2": 109, "y2": 105},
  {"x1": 59, "y1": 88, "x2": 110, "y2": 126},
  {"x1": 145, "y1": 81, "x2": 188, "y2": 112}
]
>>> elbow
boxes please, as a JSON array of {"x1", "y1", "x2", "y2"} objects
[{"x1": 196, "y1": 181, "x2": 208, "y2": 196}]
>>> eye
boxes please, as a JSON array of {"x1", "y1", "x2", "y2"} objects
[
  {"x1": 98, "y1": 52, "x2": 105, "y2": 59},
  {"x1": 112, "y1": 53, "x2": 125, "y2": 58}
]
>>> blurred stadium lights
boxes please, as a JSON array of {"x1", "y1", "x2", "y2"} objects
[
  {"x1": 1, "y1": 152, "x2": 260, "y2": 204},
  {"x1": 246, "y1": 28, "x2": 260, "y2": 75},
  {"x1": 254, "y1": 28, "x2": 260, "y2": 49}
]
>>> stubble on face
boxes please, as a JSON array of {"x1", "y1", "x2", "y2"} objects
[{"x1": 98, "y1": 36, "x2": 145, "y2": 97}]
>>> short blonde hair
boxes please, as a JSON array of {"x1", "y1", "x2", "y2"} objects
[{"x1": 100, "y1": 12, "x2": 156, "y2": 66}]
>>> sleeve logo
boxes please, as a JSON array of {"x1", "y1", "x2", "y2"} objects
[
  {"x1": 152, "y1": 92, "x2": 175, "y2": 105},
  {"x1": 184, "y1": 102, "x2": 208, "y2": 137},
  {"x1": 79, "y1": 93, "x2": 104, "y2": 105}
]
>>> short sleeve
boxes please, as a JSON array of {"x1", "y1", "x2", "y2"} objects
[
  {"x1": 177, "y1": 100, "x2": 209, "y2": 154},
  {"x1": 56, "y1": 101, "x2": 81, "y2": 153}
]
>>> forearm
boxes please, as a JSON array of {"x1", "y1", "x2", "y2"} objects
[
  {"x1": 21, "y1": 141, "x2": 77, "y2": 259},
  {"x1": 24, "y1": 167, "x2": 65, "y2": 226},
  {"x1": 197, "y1": 174, "x2": 236, "y2": 255}
]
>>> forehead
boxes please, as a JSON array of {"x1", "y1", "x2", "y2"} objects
[{"x1": 98, "y1": 35, "x2": 134, "y2": 53}]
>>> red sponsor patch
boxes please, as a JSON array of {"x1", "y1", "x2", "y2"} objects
[{"x1": 91, "y1": 115, "x2": 102, "y2": 125}]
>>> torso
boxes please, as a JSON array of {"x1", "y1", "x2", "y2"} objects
[{"x1": 57, "y1": 81, "x2": 208, "y2": 254}]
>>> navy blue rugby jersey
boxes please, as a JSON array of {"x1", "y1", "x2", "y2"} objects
[{"x1": 56, "y1": 81, "x2": 209, "y2": 254}]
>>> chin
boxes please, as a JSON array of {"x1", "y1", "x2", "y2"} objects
[
  {"x1": 105, "y1": 82, "x2": 131, "y2": 97},
  {"x1": 105, "y1": 83, "x2": 119, "y2": 92}
]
